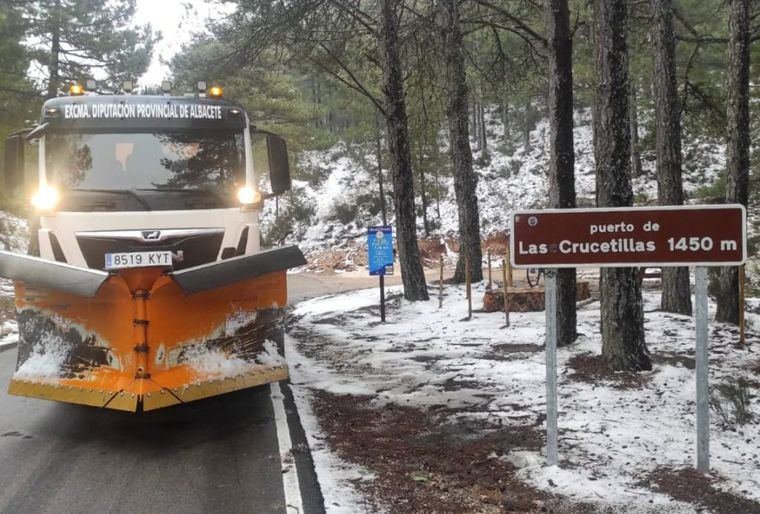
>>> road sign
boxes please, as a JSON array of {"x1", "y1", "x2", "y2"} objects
[
  {"x1": 368, "y1": 226, "x2": 394, "y2": 276},
  {"x1": 511, "y1": 204, "x2": 747, "y2": 472},
  {"x1": 510, "y1": 205, "x2": 746, "y2": 269}
]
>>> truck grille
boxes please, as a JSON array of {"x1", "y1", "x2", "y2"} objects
[{"x1": 75, "y1": 229, "x2": 224, "y2": 271}]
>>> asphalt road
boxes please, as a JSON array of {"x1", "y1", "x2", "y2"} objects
[
  {"x1": 0, "y1": 272, "x2": 366, "y2": 514},
  {"x1": 0, "y1": 348, "x2": 287, "y2": 513}
]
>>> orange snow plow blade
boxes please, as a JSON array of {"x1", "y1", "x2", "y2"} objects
[{"x1": 5, "y1": 247, "x2": 305, "y2": 412}]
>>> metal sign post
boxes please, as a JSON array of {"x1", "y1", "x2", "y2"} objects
[
  {"x1": 739, "y1": 265, "x2": 746, "y2": 344},
  {"x1": 368, "y1": 226, "x2": 394, "y2": 323},
  {"x1": 502, "y1": 259, "x2": 510, "y2": 327},
  {"x1": 509, "y1": 205, "x2": 747, "y2": 470},
  {"x1": 544, "y1": 269, "x2": 558, "y2": 465},
  {"x1": 695, "y1": 266, "x2": 709, "y2": 472},
  {"x1": 379, "y1": 274, "x2": 386, "y2": 322}
]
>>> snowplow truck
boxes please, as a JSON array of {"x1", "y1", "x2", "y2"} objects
[{"x1": 0, "y1": 86, "x2": 306, "y2": 412}]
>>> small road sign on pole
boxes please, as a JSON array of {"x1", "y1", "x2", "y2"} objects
[{"x1": 368, "y1": 225, "x2": 394, "y2": 323}]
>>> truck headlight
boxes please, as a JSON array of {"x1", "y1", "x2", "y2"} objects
[
  {"x1": 31, "y1": 186, "x2": 59, "y2": 211},
  {"x1": 237, "y1": 186, "x2": 261, "y2": 205}
]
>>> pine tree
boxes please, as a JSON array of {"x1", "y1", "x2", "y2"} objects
[
  {"x1": 23, "y1": 0, "x2": 156, "y2": 97},
  {"x1": 0, "y1": 3, "x2": 38, "y2": 208},
  {"x1": 380, "y1": 0, "x2": 429, "y2": 301},
  {"x1": 0, "y1": 4, "x2": 37, "y2": 127}
]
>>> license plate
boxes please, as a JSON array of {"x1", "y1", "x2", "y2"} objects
[{"x1": 105, "y1": 251, "x2": 173, "y2": 270}]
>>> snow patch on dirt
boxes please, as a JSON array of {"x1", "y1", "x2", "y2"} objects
[
  {"x1": 286, "y1": 335, "x2": 381, "y2": 514},
  {"x1": 0, "y1": 320, "x2": 17, "y2": 350},
  {"x1": 0, "y1": 211, "x2": 29, "y2": 347}
]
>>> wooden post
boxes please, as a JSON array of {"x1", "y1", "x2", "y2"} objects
[
  {"x1": 466, "y1": 254, "x2": 472, "y2": 320},
  {"x1": 439, "y1": 254, "x2": 444, "y2": 308},
  {"x1": 506, "y1": 250, "x2": 513, "y2": 287},
  {"x1": 739, "y1": 264, "x2": 745, "y2": 345},
  {"x1": 502, "y1": 258, "x2": 510, "y2": 327},
  {"x1": 487, "y1": 248, "x2": 492, "y2": 288}
]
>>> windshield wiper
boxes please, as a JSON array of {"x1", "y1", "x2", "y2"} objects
[{"x1": 71, "y1": 188, "x2": 152, "y2": 210}]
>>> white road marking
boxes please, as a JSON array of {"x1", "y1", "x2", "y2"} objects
[{"x1": 271, "y1": 381, "x2": 304, "y2": 514}]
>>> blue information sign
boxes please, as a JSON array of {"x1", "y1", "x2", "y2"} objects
[{"x1": 368, "y1": 226, "x2": 394, "y2": 276}]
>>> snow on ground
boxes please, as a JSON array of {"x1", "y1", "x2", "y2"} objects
[
  {"x1": 286, "y1": 284, "x2": 760, "y2": 513},
  {"x1": 0, "y1": 211, "x2": 28, "y2": 349}
]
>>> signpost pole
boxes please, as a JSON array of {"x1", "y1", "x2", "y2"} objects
[
  {"x1": 544, "y1": 269, "x2": 558, "y2": 466},
  {"x1": 695, "y1": 266, "x2": 709, "y2": 473},
  {"x1": 380, "y1": 274, "x2": 386, "y2": 323},
  {"x1": 502, "y1": 259, "x2": 510, "y2": 327},
  {"x1": 739, "y1": 265, "x2": 745, "y2": 345}
]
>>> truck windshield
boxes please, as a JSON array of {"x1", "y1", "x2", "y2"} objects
[{"x1": 46, "y1": 131, "x2": 245, "y2": 192}]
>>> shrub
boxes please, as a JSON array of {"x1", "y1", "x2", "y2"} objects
[{"x1": 710, "y1": 377, "x2": 754, "y2": 428}]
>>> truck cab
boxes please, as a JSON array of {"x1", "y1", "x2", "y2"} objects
[{"x1": 5, "y1": 89, "x2": 289, "y2": 270}]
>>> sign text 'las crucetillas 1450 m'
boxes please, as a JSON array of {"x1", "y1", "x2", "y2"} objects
[{"x1": 510, "y1": 205, "x2": 746, "y2": 268}]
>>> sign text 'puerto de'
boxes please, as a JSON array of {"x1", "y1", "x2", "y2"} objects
[{"x1": 511, "y1": 205, "x2": 746, "y2": 268}]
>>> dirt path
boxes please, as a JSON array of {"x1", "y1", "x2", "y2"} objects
[{"x1": 287, "y1": 268, "x2": 454, "y2": 304}]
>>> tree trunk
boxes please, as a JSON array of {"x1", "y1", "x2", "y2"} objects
[
  {"x1": 546, "y1": 0, "x2": 578, "y2": 346},
  {"x1": 46, "y1": 0, "x2": 61, "y2": 99},
  {"x1": 651, "y1": 0, "x2": 692, "y2": 315},
  {"x1": 716, "y1": 0, "x2": 750, "y2": 324},
  {"x1": 418, "y1": 138, "x2": 430, "y2": 236},
  {"x1": 375, "y1": 113, "x2": 387, "y2": 225},
  {"x1": 379, "y1": 0, "x2": 429, "y2": 301},
  {"x1": 593, "y1": 0, "x2": 651, "y2": 371},
  {"x1": 433, "y1": 141, "x2": 442, "y2": 222},
  {"x1": 523, "y1": 98, "x2": 532, "y2": 152},
  {"x1": 501, "y1": 102, "x2": 510, "y2": 144},
  {"x1": 479, "y1": 102, "x2": 488, "y2": 158},
  {"x1": 629, "y1": 82, "x2": 642, "y2": 177},
  {"x1": 439, "y1": 0, "x2": 483, "y2": 283},
  {"x1": 471, "y1": 99, "x2": 479, "y2": 150}
]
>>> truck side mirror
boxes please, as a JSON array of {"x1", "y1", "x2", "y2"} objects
[
  {"x1": 3, "y1": 134, "x2": 25, "y2": 197},
  {"x1": 266, "y1": 134, "x2": 291, "y2": 195}
]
